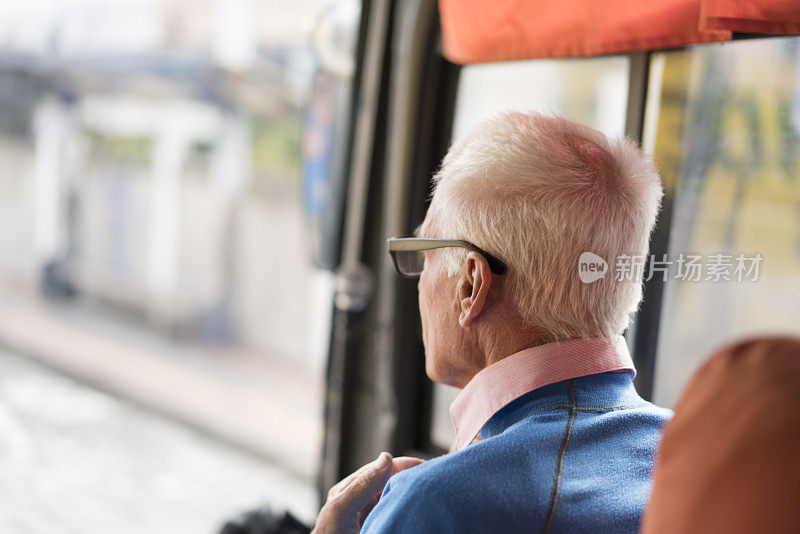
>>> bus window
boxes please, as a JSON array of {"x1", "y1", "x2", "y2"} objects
[
  {"x1": 648, "y1": 37, "x2": 800, "y2": 407},
  {"x1": 0, "y1": 1, "x2": 359, "y2": 528},
  {"x1": 430, "y1": 56, "x2": 631, "y2": 449}
]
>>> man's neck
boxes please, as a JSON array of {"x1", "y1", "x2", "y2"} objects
[{"x1": 467, "y1": 315, "x2": 551, "y2": 381}]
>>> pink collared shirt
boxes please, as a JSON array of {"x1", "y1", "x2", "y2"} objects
[{"x1": 449, "y1": 335, "x2": 635, "y2": 451}]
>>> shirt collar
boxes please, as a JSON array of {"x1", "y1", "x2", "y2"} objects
[{"x1": 449, "y1": 335, "x2": 635, "y2": 451}]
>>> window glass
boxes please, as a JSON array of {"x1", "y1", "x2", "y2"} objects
[
  {"x1": 431, "y1": 56, "x2": 630, "y2": 450},
  {"x1": 648, "y1": 37, "x2": 800, "y2": 407},
  {"x1": 0, "y1": 0, "x2": 359, "y2": 529}
]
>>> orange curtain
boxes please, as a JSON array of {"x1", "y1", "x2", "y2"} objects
[
  {"x1": 701, "y1": 0, "x2": 800, "y2": 34},
  {"x1": 439, "y1": 0, "x2": 800, "y2": 65}
]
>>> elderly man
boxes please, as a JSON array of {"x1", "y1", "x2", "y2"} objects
[{"x1": 314, "y1": 111, "x2": 672, "y2": 533}]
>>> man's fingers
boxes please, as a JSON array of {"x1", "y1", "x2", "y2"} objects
[
  {"x1": 329, "y1": 452, "x2": 393, "y2": 516},
  {"x1": 327, "y1": 453, "x2": 390, "y2": 500},
  {"x1": 390, "y1": 456, "x2": 425, "y2": 476},
  {"x1": 327, "y1": 469, "x2": 360, "y2": 500},
  {"x1": 313, "y1": 453, "x2": 421, "y2": 534},
  {"x1": 341, "y1": 453, "x2": 393, "y2": 510},
  {"x1": 357, "y1": 456, "x2": 425, "y2": 526}
]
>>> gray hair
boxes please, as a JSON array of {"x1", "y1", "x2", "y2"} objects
[{"x1": 423, "y1": 111, "x2": 663, "y2": 341}]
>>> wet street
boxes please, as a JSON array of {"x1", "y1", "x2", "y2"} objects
[{"x1": 0, "y1": 349, "x2": 317, "y2": 534}]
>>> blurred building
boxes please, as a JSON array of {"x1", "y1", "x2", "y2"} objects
[{"x1": 0, "y1": 0, "x2": 346, "y2": 370}]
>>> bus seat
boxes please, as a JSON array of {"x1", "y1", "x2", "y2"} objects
[{"x1": 641, "y1": 336, "x2": 800, "y2": 533}]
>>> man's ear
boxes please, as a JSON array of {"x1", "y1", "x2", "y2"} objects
[{"x1": 457, "y1": 251, "x2": 493, "y2": 328}]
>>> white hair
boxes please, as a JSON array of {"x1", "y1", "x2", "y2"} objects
[{"x1": 424, "y1": 111, "x2": 663, "y2": 341}]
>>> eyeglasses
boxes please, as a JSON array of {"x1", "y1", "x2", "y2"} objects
[{"x1": 387, "y1": 236, "x2": 507, "y2": 278}]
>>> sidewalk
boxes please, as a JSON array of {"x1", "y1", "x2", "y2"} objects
[
  {"x1": 0, "y1": 292, "x2": 324, "y2": 480},
  {"x1": 0, "y1": 348, "x2": 318, "y2": 533}
]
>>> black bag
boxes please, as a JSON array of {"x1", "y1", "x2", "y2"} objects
[{"x1": 218, "y1": 506, "x2": 312, "y2": 534}]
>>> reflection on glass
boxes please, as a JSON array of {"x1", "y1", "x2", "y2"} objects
[
  {"x1": 650, "y1": 37, "x2": 800, "y2": 408},
  {"x1": 430, "y1": 56, "x2": 631, "y2": 450}
]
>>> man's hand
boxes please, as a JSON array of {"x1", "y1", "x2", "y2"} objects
[{"x1": 312, "y1": 453, "x2": 424, "y2": 534}]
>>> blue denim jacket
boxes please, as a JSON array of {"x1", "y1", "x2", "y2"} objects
[{"x1": 362, "y1": 372, "x2": 672, "y2": 533}]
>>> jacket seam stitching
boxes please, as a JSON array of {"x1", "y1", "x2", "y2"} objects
[
  {"x1": 524, "y1": 401, "x2": 645, "y2": 417},
  {"x1": 484, "y1": 401, "x2": 646, "y2": 441},
  {"x1": 542, "y1": 380, "x2": 577, "y2": 534}
]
